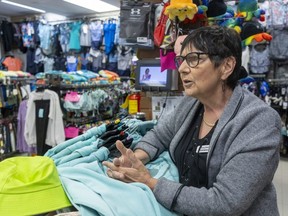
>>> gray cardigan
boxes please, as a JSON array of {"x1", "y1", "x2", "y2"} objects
[{"x1": 135, "y1": 85, "x2": 281, "y2": 216}]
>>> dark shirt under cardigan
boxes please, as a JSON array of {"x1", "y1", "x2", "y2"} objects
[{"x1": 174, "y1": 104, "x2": 216, "y2": 188}]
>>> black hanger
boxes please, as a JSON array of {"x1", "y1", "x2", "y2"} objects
[
  {"x1": 99, "y1": 131, "x2": 128, "y2": 149},
  {"x1": 99, "y1": 128, "x2": 122, "y2": 140},
  {"x1": 108, "y1": 137, "x2": 134, "y2": 157}
]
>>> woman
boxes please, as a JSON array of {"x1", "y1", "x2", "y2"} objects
[
  {"x1": 103, "y1": 26, "x2": 281, "y2": 215},
  {"x1": 142, "y1": 68, "x2": 151, "y2": 81}
]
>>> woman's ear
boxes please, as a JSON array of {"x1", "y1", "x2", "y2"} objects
[{"x1": 221, "y1": 56, "x2": 236, "y2": 80}]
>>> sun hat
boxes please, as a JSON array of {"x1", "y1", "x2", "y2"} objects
[{"x1": 0, "y1": 156, "x2": 72, "y2": 215}]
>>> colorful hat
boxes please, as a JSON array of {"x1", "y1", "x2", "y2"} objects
[
  {"x1": 240, "y1": 21, "x2": 264, "y2": 41},
  {"x1": 240, "y1": 21, "x2": 272, "y2": 46},
  {"x1": 0, "y1": 156, "x2": 72, "y2": 215},
  {"x1": 164, "y1": 0, "x2": 198, "y2": 21},
  {"x1": 238, "y1": 0, "x2": 258, "y2": 13}
]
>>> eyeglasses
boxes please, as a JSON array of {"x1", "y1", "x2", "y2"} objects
[{"x1": 174, "y1": 52, "x2": 213, "y2": 69}]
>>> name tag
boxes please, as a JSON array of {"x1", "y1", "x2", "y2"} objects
[{"x1": 196, "y1": 145, "x2": 209, "y2": 153}]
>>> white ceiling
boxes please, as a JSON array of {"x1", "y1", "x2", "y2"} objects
[{"x1": 0, "y1": 0, "x2": 120, "y2": 18}]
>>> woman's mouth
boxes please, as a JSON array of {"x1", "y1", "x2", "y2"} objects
[{"x1": 183, "y1": 80, "x2": 194, "y2": 88}]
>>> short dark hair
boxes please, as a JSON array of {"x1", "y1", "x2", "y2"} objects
[{"x1": 180, "y1": 26, "x2": 242, "y2": 89}]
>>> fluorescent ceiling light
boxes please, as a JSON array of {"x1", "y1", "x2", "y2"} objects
[
  {"x1": 1, "y1": 0, "x2": 46, "y2": 13},
  {"x1": 63, "y1": 0, "x2": 119, "y2": 13}
]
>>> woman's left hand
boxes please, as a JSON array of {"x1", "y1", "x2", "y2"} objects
[{"x1": 102, "y1": 148, "x2": 156, "y2": 188}]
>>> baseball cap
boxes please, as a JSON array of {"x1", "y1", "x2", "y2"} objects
[
  {"x1": 0, "y1": 156, "x2": 72, "y2": 215},
  {"x1": 240, "y1": 21, "x2": 264, "y2": 41}
]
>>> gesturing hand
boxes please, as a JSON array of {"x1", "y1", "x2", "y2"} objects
[
  {"x1": 102, "y1": 140, "x2": 157, "y2": 189},
  {"x1": 112, "y1": 140, "x2": 133, "y2": 168}
]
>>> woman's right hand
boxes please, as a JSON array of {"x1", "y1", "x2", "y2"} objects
[{"x1": 113, "y1": 140, "x2": 133, "y2": 168}]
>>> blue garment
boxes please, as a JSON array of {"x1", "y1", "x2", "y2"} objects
[
  {"x1": 58, "y1": 147, "x2": 109, "y2": 168},
  {"x1": 59, "y1": 23, "x2": 70, "y2": 45},
  {"x1": 104, "y1": 21, "x2": 116, "y2": 54},
  {"x1": 90, "y1": 21, "x2": 102, "y2": 42},
  {"x1": 38, "y1": 23, "x2": 53, "y2": 50},
  {"x1": 57, "y1": 151, "x2": 179, "y2": 216},
  {"x1": 45, "y1": 120, "x2": 179, "y2": 215},
  {"x1": 69, "y1": 21, "x2": 81, "y2": 51},
  {"x1": 76, "y1": 70, "x2": 99, "y2": 79},
  {"x1": 66, "y1": 56, "x2": 78, "y2": 72},
  {"x1": 52, "y1": 137, "x2": 99, "y2": 165},
  {"x1": 55, "y1": 141, "x2": 101, "y2": 165},
  {"x1": 80, "y1": 52, "x2": 90, "y2": 70}
]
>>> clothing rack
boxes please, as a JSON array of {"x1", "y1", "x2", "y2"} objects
[
  {"x1": 43, "y1": 15, "x2": 118, "y2": 25},
  {"x1": 267, "y1": 78, "x2": 288, "y2": 83},
  {"x1": 59, "y1": 83, "x2": 122, "y2": 90}
]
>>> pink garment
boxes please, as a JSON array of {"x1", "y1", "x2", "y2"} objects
[
  {"x1": 64, "y1": 91, "x2": 80, "y2": 102},
  {"x1": 64, "y1": 126, "x2": 79, "y2": 138},
  {"x1": 160, "y1": 49, "x2": 176, "y2": 72}
]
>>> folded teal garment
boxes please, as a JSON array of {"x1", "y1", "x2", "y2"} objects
[
  {"x1": 58, "y1": 147, "x2": 109, "y2": 168},
  {"x1": 55, "y1": 142, "x2": 100, "y2": 166},
  {"x1": 44, "y1": 124, "x2": 106, "y2": 158},
  {"x1": 58, "y1": 151, "x2": 180, "y2": 216},
  {"x1": 53, "y1": 137, "x2": 98, "y2": 164}
]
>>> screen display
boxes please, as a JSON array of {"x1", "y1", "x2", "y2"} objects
[{"x1": 139, "y1": 66, "x2": 167, "y2": 87}]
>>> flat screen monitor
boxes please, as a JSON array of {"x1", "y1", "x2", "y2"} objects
[{"x1": 135, "y1": 59, "x2": 178, "y2": 91}]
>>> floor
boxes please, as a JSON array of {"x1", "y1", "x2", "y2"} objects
[{"x1": 273, "y1": 157, "x2": 288, "y2": 216}]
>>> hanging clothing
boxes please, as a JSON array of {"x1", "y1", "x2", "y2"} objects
[
  {"x1": 38, "y1": 23, "x2": 53, "y2": 50},
  {"x1": 20, "y1": 22, "x2": 35, "y2": 48},
  {"x1": 17, "y1": 99, "x2": 36, "y2": 154},
  {"x1": 43, "y1": 57, "x2": 55, "y2": 72},
  {"x1": 103, "y1": 20, "x2": 116, "y2": 55},
  {"x1": 69, "y1": 21, "x2": 81, "y2": 51},
  {"x1": 90, "y1": 21, "x2": 103, "y2": 50},
  {"x1": 80, "y1": 23, "x2": 91, "y2": 47},
  {"x1": 26, "y1": 47, "x2": 37, "y2": 74},
  {"x1": 2, "y1": 56, "x2": 22, "y2": 71},
  {"x1": 59, "y1": 23, "x2": 70, "y2": 53},
  {"x1": 24, "y1": 89, "x2": 65, "y2": 148},
  {"x1": 34, "y1": 99, "x2": 51, "y2": 155},
  {"x1": 0, "y1": 20, "x2": 14, "y2": 52}
]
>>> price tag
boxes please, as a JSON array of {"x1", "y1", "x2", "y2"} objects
[
  {"x1": 38, "y1": 108, "x2": 44, "y2": 118},
  {"x1": 137, "y1": 37, "x2": 148, "y2": 43}
]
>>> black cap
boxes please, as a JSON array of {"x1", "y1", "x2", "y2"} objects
[
  {"x1": 240, "y1": 21, "x2": 264, "y2": 41},
  {"x1": 207, "y1": 0, "x2": 227, "y2": 17}
]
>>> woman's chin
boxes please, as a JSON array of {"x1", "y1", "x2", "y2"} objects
[{"x1": 184, "y1": 88, "x2": 195, "y2": 97}]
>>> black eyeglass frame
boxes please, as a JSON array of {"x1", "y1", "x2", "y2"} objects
[{"x1": 174, "y1": 52, "x2": 216, "y2": 69}]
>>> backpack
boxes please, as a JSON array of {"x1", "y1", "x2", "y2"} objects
[
  {"x1": 249, "y1": 43, "x2": 270, "y2": 74},
  {"x1": 119, "y1": 1, "x2": 155, "y2": 48},
  {"x1": 267, "y1": 0, "x2": 288, "y2": 29}
]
